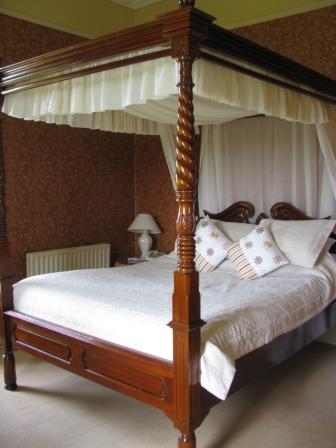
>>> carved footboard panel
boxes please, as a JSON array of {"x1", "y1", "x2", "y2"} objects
[{"x1": 5, "y1": 311, "x2": 174, "y2": 418}]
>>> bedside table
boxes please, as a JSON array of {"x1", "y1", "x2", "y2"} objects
[
  {"x1": 114, "y1": 254, "x2": 166, "y2": 267},
  {"x1": 114, "y1": 261, "x2": 128, "y2": 267},
  {"x1": 128, "y1": 253, "x2": 166, "y2": 264},
  {"x1": 113, "y1": 258, "x2": 147, "y2": 267},
  {"x1": 127, "y1": 257, "x2": 148, "y2": 265}
]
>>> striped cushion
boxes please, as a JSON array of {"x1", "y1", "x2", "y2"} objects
[
  {"x1": 195, "y1": 253, "x2": 217, "y2": 273},
  {"x1": 227, "y1": 242, "x2": 258, "y2": 279},
  {"x1": 195, "y1": 217, "x2": 232, "y2": 272},
  {"x1": 228, "y1": 226, "x2": 289, "y2": 280}
]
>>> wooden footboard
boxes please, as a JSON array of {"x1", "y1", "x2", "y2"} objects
[{"x1": 5, "y1": 310, "x2": 174, "y2": 418}]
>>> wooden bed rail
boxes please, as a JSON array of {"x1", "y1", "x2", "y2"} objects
[
  {"x1": 204, "y1": 23, "x2": 336, "y2": 99},
  {"x1": 6, "y1": 311, "x2": 175, "y2": 416},
  {"x1": 0, "y1": 20, "x2": 167, "y2": 82},
  {"x1": 1, "y1": 50, "x2": 172, "y2": 96}
]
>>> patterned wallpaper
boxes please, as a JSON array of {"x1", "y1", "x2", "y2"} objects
[
  {"x1": 134, "y1": 5, "x2": 336, "y2": 252},
  {"x1": 0, "y1": 14, "x2": 135, "y2": 278},
  {"x1": 235, "y1": 5, "x2": 336, "y2": 80},
  {"x1": 134, "y1": 135, "x2": 177, "y2": 255}
]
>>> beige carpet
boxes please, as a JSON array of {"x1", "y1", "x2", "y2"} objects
[{"x1": 0, "y1": 343, "x2": 336, "y2": 448}]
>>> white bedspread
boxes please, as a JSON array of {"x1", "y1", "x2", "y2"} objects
[{"x1": 13, "y1": 252, "x2": 336, "y2": 399}]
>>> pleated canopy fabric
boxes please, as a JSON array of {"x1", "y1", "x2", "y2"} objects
[
  {"x1": 3, "y1": 48, "x2": 336, "y2": 134},
  {"x1": 2, "y1": 47, "x2": 336, "y2": 216}
]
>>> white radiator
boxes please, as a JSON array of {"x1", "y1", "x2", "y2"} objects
[{"x1": 26, "y1": 243, "x2": 111, "y2": 277}]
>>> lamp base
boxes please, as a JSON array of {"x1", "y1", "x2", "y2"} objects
[{"x1": 138, "y1": 230, "x2": 152, "y2": 258}]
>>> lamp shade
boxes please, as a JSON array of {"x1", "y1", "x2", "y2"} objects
[{"x1": 127, "y1": 213, "x2": 161, "y2": 234}]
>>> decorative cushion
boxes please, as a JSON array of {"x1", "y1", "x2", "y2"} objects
[
  {"x1": 213, "y1": 221, "x2": 257, "y2": 241},
  {"x1": 260, "y1": 218, "x2": 336, "y2": 268},
  {"x1": 227, "y1": 226, "x2": 289, "y2": 279},
  {"x1": 195, "y1": 217, "x2": 232, "y2": 272}
]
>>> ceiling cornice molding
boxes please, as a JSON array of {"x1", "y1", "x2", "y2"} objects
[
  {"x1": 0, "y1": 7, "x2": 92, "y2": 38},
  {"x1": 227, "y1": 0, "x2": 336, "y2": 30},
  {"x1": 111, "y1": 0, "x2": 162, "y2": 10},
  {"x1": 1, "y1": 0, "x2": 335, "y2": 39}
]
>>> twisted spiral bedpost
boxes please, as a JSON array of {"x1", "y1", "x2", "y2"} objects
[
  {"x1": 175, "y1": 56, "x2": 197, "y2": 274},
  {"x1": 160, "y1": 5, "x2": 214, "y2": 445},
  {"x1": 171, "y1": 42, "x2": 203, "y2": 448}
]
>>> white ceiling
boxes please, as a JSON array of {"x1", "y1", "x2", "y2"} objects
[{"x1": 111, "y1": 0, "x2": 162, "y2": 10}]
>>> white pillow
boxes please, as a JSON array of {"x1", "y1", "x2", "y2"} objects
[
  {"x1": 227, "y1": 226, "x2": 289, "y2": 279},
  {"x1": 261, "y1": 219, "x2": 336, "y2": 268},
  {"x1": 195, "y1": 217, "x2": 232, "y2": 272},
  {"x1": 213, "y1": 221, "x2": 257, "y2": 241}
]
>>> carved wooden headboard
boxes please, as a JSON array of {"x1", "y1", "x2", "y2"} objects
[
  {"x1": 256, "y1": 202, "x2": 317, "y2": 224},
  {"x1": 203, "y1": 201, "x2": 255, "y2": 223},
  {"x1": 270, "y1": 202, "x2": 316, "y2": 220},
  {"x1": 203, "y1": 202, "x2": 320, "y2": 225},
  {"x1": 256, "y1": 202, "x2": 315, "y2": 224}
]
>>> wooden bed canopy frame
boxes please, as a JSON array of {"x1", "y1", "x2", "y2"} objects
[{"x1": 1, "y1": 1, "x2": 336, "y2": 447}]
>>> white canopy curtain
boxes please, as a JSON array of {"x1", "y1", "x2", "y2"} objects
[
  {"x1": 2, "y1": 48, "x2": 336, "y2": 214},
  {"x1": 198, "y1": 117, "x2": 336, "y2": 218},
  {"x1": 158, "y1": 125, "x2": 178, "y2": 189},
  {"x1": 317, "y1": 122, "x2": 336, "y2": 201}
]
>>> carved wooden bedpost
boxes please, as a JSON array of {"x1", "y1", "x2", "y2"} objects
[
  {"x1": 161, "y1": 2, "x2": 214, "y2": 446},
  {"x1": 172, "y1": 40, "x2": 201, "y2": 448},
  {"x1": 0, "y1": 67, "x2": 17, "y2": 391}
]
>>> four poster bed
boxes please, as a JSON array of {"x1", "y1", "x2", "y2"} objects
[{"x1": 1, "y1": 1, "x2": 336, "y2": 447}]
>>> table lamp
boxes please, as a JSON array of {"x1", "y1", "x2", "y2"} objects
[{"x1": 127, "y1": 213, "x2": 161, "y2": 258}]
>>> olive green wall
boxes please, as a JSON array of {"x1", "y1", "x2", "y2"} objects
[
  {"x1": 0, "y1": 0, "x2": 133, "y2": 37},
  {"x1": 0, "y1": 0, "x2": 335, "y2": 37},
  {"x1": 134, "y1": 0, "x2": 336, "y2": 29}
]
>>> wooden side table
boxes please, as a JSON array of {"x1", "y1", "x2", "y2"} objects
[{"x1": 114, "y1": 261, "x2": 127, "y2": 267}]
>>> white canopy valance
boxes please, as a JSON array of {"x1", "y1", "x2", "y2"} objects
[
  {"x1": 2, "y1": 48, "x2": 336, "y2": 217},
  {"x1": 3, "y1": 49, "x2": 336, "y2": 134}
]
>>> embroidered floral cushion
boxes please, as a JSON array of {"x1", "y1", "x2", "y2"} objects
[
  {"x1": 227, "y1": 226, "x2": 289, "y2": 279},
  {"x1": 195, "y1": 217, "x2": 232, "y2": 272}
]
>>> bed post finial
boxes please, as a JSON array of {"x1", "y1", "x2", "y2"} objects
[{"x1": 179, "y1": 0, "x2": 195, "y2": 7}]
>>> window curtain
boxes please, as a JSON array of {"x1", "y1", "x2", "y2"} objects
[{"x1": 198, "y1": 116, "x2": 336, "y2": 218}]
